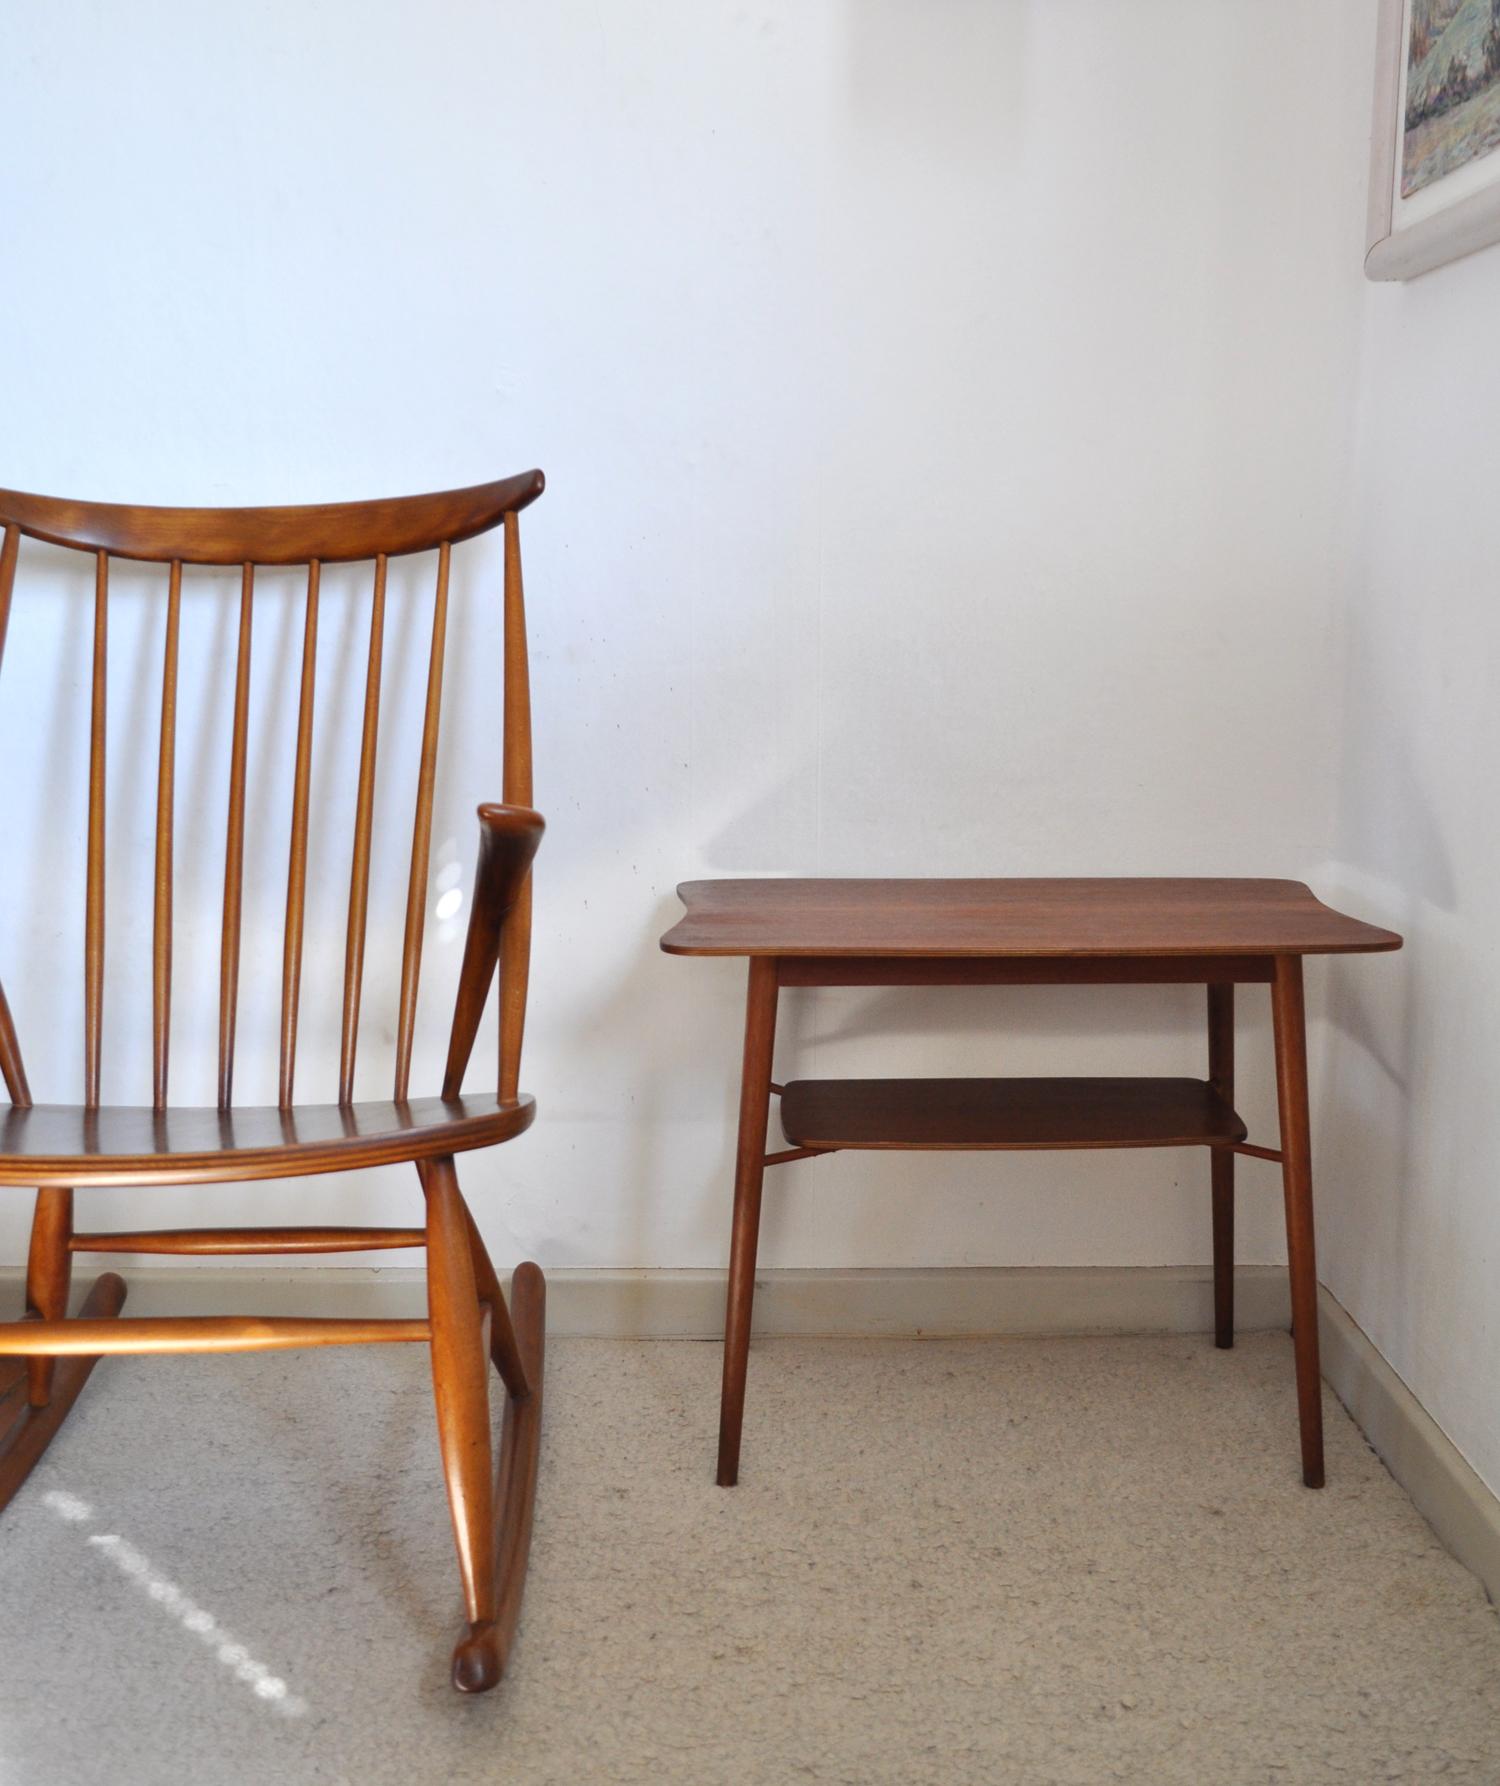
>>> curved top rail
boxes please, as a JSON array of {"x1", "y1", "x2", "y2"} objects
[{"x1": 0, "y1": 470, "x2": 545, "y2": 565}]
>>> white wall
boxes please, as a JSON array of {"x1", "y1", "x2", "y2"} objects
[
  {"x1": 0, "y1": 2, "x2": 1372, "y2": 1278},
  {"x1": 1318, "y1": 114, "x2": 1500, "y2": 1491}
]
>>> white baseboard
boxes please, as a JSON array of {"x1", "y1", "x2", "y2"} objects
[
  {"x1": 1315, "y1": 1288, "x2": 1500, "y2": 1607},
  {"x1": 2, "y1": 1261, "x2": 1292, "y2": 1336},
  {"x1": 2, "y1": 1261, "x2": 1494, "y2": 1605}
]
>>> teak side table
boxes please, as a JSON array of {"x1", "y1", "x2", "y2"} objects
[{"x1": 661, "y1": 878, "x2": 1402, "y2": 1491}]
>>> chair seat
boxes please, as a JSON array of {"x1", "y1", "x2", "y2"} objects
[{"x1": 0, "y1": 1094, "x2": 535, "y2": 1188}]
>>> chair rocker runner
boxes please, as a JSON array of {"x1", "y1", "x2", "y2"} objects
[{"x1": 0, "y1": 473, "x2": 547, "y2": 1692}]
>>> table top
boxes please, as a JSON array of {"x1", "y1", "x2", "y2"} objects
[{"x1": 660, "y1": 878, "x2": 1402, "y2": 959}]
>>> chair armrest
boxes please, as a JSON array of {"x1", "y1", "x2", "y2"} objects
[{"x1": 442, "y1": 804, "x2": 544, "y2": 1099}]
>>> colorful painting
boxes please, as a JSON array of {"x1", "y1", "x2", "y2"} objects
[{"x1": 1404, "y1": 0, "x2": 1500, "y2": 195}]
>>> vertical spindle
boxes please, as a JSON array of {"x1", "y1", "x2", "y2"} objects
[
  {"x1": 498, "y1": 512, "x2": 533, "y2": 1104},
  {"x1": 84, "y1": 552, "x2": 108, "y2": 1108},
  {"x1": 0, "y1": 984, "x2": 29, "y2": 1108},
  {"x1": 393, "y1": 543, "x2": 450, "y2": 1101},
  {"x1": 339, "y1": 555, "x2": 387, "y2": 1105},
  {"x1": 218, "y1": 563, "x2": 254, "y2": 1109},
  {"x1": 279, "y1": 560, "x2": 320, "y2": 1108},
  {"x1": 0, "y1": 525, "x2": 18, "y2": 673},
  {"x1": 0, "y1": 525, "x2": 28, "y2": 1107},
  {"x1": 152, "y1": 562, "x2": 182, "y2": 1110}
]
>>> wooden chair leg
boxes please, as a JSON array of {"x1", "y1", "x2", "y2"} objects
[
  {"x1": 717, "y1": 955, "x2": 778, "y2": 1488},
  {"x1": 462, "y1": 1204, "x2": 529, "y2": 1401},
  {"x1": 0, "y1": 1260, "x2": 125, "y2": 1516},
  {"x1": 1207, "y1": 984, "x2": 1235, "y2": 1350},
  {"x1": 420, "y1": 1155, "x2": 544, "y2": 1692},
  {"x1": 26, "y1": 1187, "x2": 74, "y2": 1406},
  {"x1": 490, "y1": 1257, "x2": 544, "y2": 1673},
  {"x1": 1271, "y1": 955, "x2": 1325, "y2": 1489}
]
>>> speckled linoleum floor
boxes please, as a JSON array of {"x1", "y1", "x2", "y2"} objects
[{"x1": 1, "y1": 1330, "x2": 1497, "y2": 1785}]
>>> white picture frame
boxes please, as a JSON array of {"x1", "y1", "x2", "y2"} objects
[{"x1": 1367, "y1": 0, "x2": 1500, "y2": 280}]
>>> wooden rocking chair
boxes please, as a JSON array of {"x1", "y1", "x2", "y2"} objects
[{"x1": 0, "y1": 472, "x2": 547, "y2": 1692}]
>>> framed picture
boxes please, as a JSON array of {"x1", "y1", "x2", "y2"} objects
[{"x1": 1368, "y1": 0, "x2": 1500, "y2": 279}]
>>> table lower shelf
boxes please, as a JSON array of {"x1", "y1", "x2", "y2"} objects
[{"x1": 778, "y1": 1077, "x2": 1247, "y2": 1152}]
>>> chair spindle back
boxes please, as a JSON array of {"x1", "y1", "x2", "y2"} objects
[{"x1": 0, "y1": 472, "x2": 544, "y2": 1114}]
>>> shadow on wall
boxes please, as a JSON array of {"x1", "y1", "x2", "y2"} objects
[
  {"x1": 1322, "y1": 572, "x2": 1461, "y2": 1190},
  {"x1": 1313, "y1": 555, "x2": 1467, "y2": 1370}
]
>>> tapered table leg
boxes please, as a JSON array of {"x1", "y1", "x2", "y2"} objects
[
  {"x1": 717, "y1": 956, "x2": 778, "y2": 1487},
  {"x1": 1271, "y1": 954, "x2": 1324, "y2": 1489},
  {"x1": 1207, "y1": 986, "x2": 1234, "y2": 1349}
]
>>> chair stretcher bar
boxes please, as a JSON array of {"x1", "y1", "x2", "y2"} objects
[
  {"x1": 68, "y1": 1225, "x2": 427, "y2": 1255},
  {"x1": 0, "y1": 1316, "x2": 431, "y2": 1356}
]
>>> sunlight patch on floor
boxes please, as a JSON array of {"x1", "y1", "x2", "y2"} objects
[{"x1": 41, "y1": 1489, "x2": 306, "y2": 1718}]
